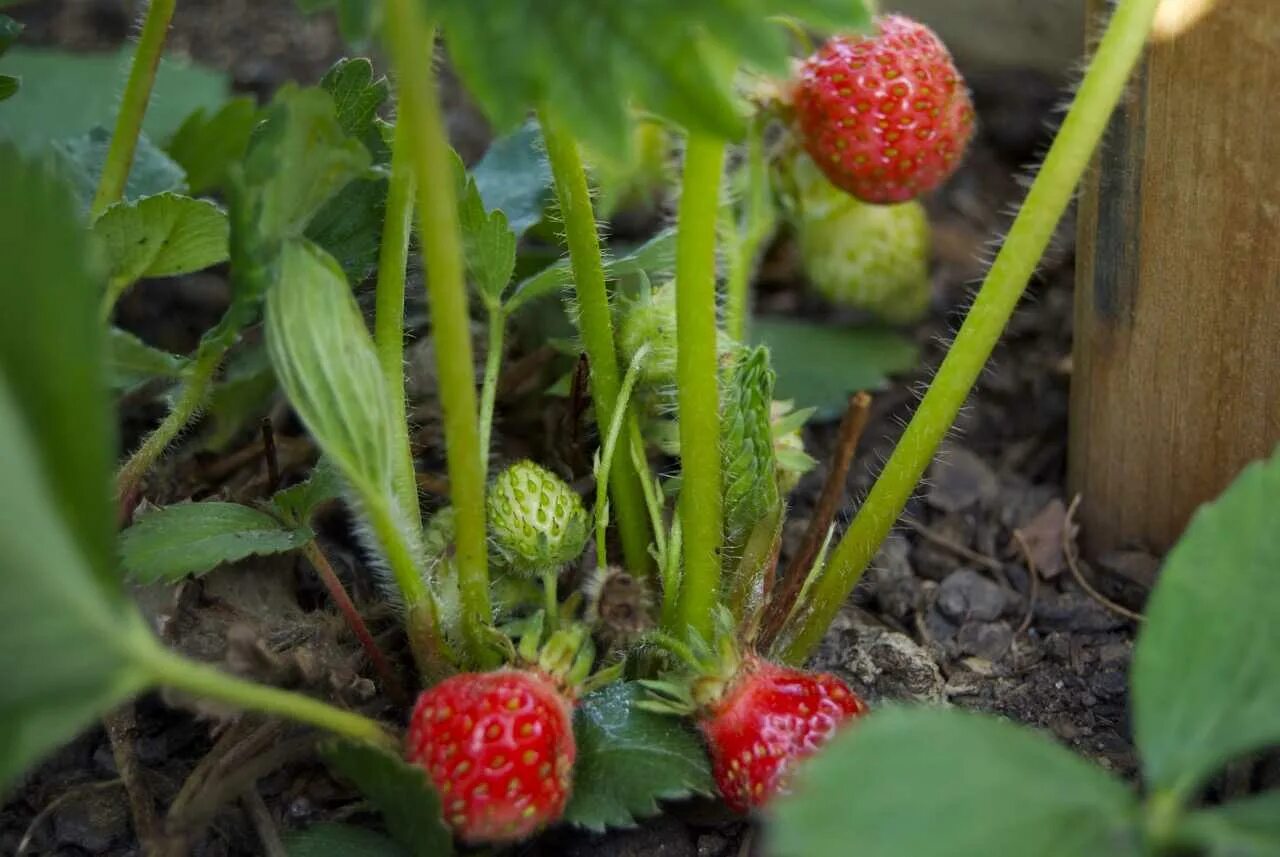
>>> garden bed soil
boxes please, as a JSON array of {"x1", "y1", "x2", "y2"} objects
[{"x1": 3, "y1": 2, "x2": 1163, "y2": 855}]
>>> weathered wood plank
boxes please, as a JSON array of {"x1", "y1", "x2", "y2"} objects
[{"x1": 1070, "y1": 0, "x2": 1280, "y2": 553}]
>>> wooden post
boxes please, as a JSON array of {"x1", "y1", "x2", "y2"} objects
[{"x1": 1070, "y1": 0, "x2": 1280, "y2": 554}]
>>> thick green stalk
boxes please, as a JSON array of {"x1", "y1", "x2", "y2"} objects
[
  {"x1": 538, "y1": 109, "x2": 653, "y2": 577},
  {"x1": 134, "y1": 636, "x2": 394, "y2": 748},
  {"x1": 780, "y1": 0, "x2": 1161, "y2": 664},
  {"x1": 477, "y1": 307, "x2": 505, "y2": 478},
  {"x1": 673, "y1": 134, "x2": 727, "y2": 640},
  {"x1": 373, "y1": 119, "x2": 421, "y2": 521},
  {"x1": 115, "y1": 338, "x2": 225, "y2": 502},
  {"x1": 91, "y1": 0, "x2": 177, "y2": 219},
  {"x1": 383, "y1": 0, "x2": 492, "y2": 668}
]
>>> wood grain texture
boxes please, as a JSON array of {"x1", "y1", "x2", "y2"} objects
[{"x1": 1070, "y1": 0, "x2": 1280, "y2": 554}]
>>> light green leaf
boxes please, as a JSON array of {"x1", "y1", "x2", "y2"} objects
[
  {"x1": 0, "y1": 151, "x2": 152, "y2": 787},
  {"x1": 752, "y1": 318, "x2": 918, "y2": 419},
  {"x1": 1179, "y1": 792, "x2": 1280, "y2": 857},
  {"x1": 52, "y1": 127, "x2": 187, "y2": 214},
  {"x1": 166, "y1": 97, "x2": 259, "y2": 195},
  {"x1": 0, "y1": 143, "x2": 117, "y2": 586},
  {"x1": 94, "y1": 193, "x2": 229, "y2": 294},
  {"x1": 265, "y1": 239, "x2": 396, "y2": 498},
  {"x1": 107, "y1": 327, "x2": 190, "y2": 393},
  {"x1": 434, "y1": 0, "x2": 871, "y2": 154},
  {"x1": 506, "y1": 227, "x2": 677, "y2": 315},
  {"x1": 471, "y1": 120, "x2": 552, "y2": 237},
  {"x1": 769, "y1": 707, "x2": 1141, "y2": 857},
  {"x1": 321, "y1": 741, "x2": 454, "y2": 857},
  {"x1": 0, "y1": 46, "x2": 227, "y2": 150},
  {"x1": 456, "y1": 157, "x2": 517, "y2": 304},
  {"x1": 565, "y1": 682, "x2": 715, "y2": 831},
  {"x1": 1132, "y1": 450, "x2": 1280, "y2": 792},
  {"x1": 120, "y1": 502, "x2": 313, "y2": 584},
  {"x1": 286, "y1": 823, "x2": 409, "y2": 857}
]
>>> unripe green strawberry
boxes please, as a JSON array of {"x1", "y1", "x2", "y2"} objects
[
  {"x1": 792, "y1": 154, "x2": 931, "y2": 323},
  {"x1": 487, "y1": 461, "x2": 589, "y2": 576},
  {"x1": 619, "y1": 280, "x2": 737, "y2": 386}
]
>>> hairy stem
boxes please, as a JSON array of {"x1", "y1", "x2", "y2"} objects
[
  {"x1": 115, "y1": 338, "x2": 225, "y2": 503},
  {"x1": 136, "y1": 639, "x2": 395, "y2": 748},
  {"x1": 301, "y1": 541, "x2": 405, "y2": 704},
  {"x1": 538, "y1": 108, "x2": 654, "y2": 578},
  {"x1": 477, "y1": 307, "x2": 505, "y2": 479},
  {"x1": 781, "y1": 0, "x2": 1161, "y2": 664},
  {"x1": 373, "y1": 119, "x2": 421, "y2": 521},
  {"x1": 383, "y1": 0, "x2": 493, "y2": 668},
  {"x1": 594, "y1": 344, "x2": 650, "y2": 569},
  {"x1": 91, "y1": 0, "x2": 177, "y2": 219},
  {"x1": 724, "y1": 119, "x2": 773, "y2": 342},
  {"x1": 673, "y1": 133, "x2": 726, "y2": 641}
]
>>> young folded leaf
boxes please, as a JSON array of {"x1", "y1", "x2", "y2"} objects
[{"x1": 721, "y1": 346, "x2": 780, "y2": 546}]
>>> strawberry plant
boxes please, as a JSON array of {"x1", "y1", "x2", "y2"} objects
[{"x1": 5, "y1": 0, "x2": 1271, "y2": 854}]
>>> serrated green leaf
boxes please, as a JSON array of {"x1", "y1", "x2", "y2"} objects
[
  {"x1": 52, "y1": 127, "x2": 187, "y2": 214},
  {"x1": 120, "y1": 502, "x2": 313, "y2": 584},
  {"x1": 434, "y1": 0, "x2": 871, "y2": 154},
  {"x1": 265, "y1": 239, "x2": 396, "y2": 499},
  {"x1": 321, "y1": 741, "x2": 454, "y2": 857},
  {"x1": 455, "y1": 155, "x2": 517, "y2": 305},
  {"x1": 0, "y1": 74, "x2": 17, "y2": 101},
  {"x1": 0, "y1": 46, "x2": 227, "y2": 150},
  {"x1": 751, "y1": 318, "x2": 918, "y2": 419},
  {"x1": 166, "y1": 97, "x2": 259, "y2": 195},
  {"x1": 271, "y1": 459, "x2": 344, "y2": 525},
  {"x1": 565, "y1": 682, "x2": 714, "y2": 831},
  {"x1": 769, "y1": 707, "x2": 1141, "y2": 857},
  {"x1": 320, "y1": 57, "x2": 390, "y2": 161},
  {"x1": 0, "y1": 150, "x2": 153, "y2": 787},
  {"x1": 471, "y1": 120, "x2": 552, "y2": 238},
  {"x1": 95, "y1": 193, "x2": 229, "y2": 296},
  {"x1": 0, "y1": 143, "x2": 116, "y2": 587},
  {"x1": 306, "y1": 176, "x2": 387, "y2": 284},
  {"x1": 1179, "y1": 792, "x2": 1280, "y2": 857},
  {"x1": 1132, "y1": 450, "x2": 1280, "y2": 792},
  {"x1": 286, "y1": 823, "x2": 409, "y2": 857},
  {"x1": 108, "y1": 327, "x2": 190, "y2": 393}
]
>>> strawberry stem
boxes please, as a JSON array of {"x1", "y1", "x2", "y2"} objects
[
  {"x1": 383, "y1": 0, "x2": 494, "y2": 669},
  {"x1": 91, "y1": 0, "x2": 177, "y2": 220},
  {"x1": 724, "y1": 117, "x2": 773, "y2": 342},
  {"x1": 477, "y1": 306, "x2": 506, "y2": 481},
  {"x1": 538, "y1": 109, "x2": 655, "y2": 579},
  {"x1": 373, "y1": 118, "x2": 422, "y2": 522},
  {"x1": 780, "y1": 0, "x2": 1162, "y2": 664},
  {"x1": 673, "y1": 133, "x2": 727, "y2": 641}
]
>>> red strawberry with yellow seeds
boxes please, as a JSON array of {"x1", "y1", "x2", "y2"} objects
[
  {"x1": 406, "y1": 668, "x2": 575, "y2": 843},
  {"x1": 792, "y1": 15, "x2": 975, "y2": 204}
]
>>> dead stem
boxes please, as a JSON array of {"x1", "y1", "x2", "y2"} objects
[
  {"x1": 1062, "y1": 495, "x2": 1144, "y2": 623},
  {"x1": 103, "y1": 704, "x2": 159, "y2": 852},
  {"x1": 242, "y1": 789, "x2": 288, "y2": 857},
  {"x1": 757, "y1": 392, "x2": 871, "y2": 650},
  {"x1": 904, "y1": 517, "x2": 1005, "y2": 574},
  {"x1": 1011, "y1": 528, "x2": 1040, "y2": 635},
  {"x1": 17, "y1": 780, "x2": 124, "y2": 856}
]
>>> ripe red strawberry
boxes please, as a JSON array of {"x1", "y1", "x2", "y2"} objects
[
  {"x1": 697, "y1": 656, "x2": 867, "y2": 812},
  {"x1": 792, "y1": 15, "x2": 975, "y2": 204},
  {"x1": 405, "y1": 669, "x2": 575, "y2": 843}
]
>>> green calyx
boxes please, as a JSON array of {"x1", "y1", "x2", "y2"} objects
[
  {"x1": 772, "y1": 400, "x2": 818, "y2": 494},
  {"x1": 619, "y1": 280, "x2": 737, "y2": 388},
  {"x1": 791, "y1": 154, "x2": 932, "y2": 324},
  {"x1": 512, "y1": 611, "x2": 620, "y2": 699},
  {"x1": 487, "y1": 460, "x2": 590, "y2": 577},
  {"x1": 637, "y1": 608, "x2": 744, "y2": 716}
]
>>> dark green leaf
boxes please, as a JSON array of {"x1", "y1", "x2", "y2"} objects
[
  {"x1": 1179, "y1": 792, "x2": 1280, "y2": 857},
  {"x1": 0, "y1": 46, "x2": 227, "y2": 149},
  {"x1": 0, "y1": 143, "x2": 116, "y2": 586},
  {"x1": 471, "y1": 121, "x2": 552, "y2": 238},
  {"x1": 120, "y1": 502, "x2": 313, "y2": 584},
  {"x1": 166, "y1": 97, "x2": 259, "y2": 195},
  {"x1": 322, "y1": 741, "x2": 454, "y2": 857},
  {"x1": 565, "y1": 682, "x2": 715, "y2": 831},
  {"x1": 201, "y1": 343, "x2": 277, "y2": 451},
  {"x1": 752, "y1": 318, "x2": 918, "y2": 419},
  {"x1": 0, "y1": 74, "x2": 17, "y2": 101},
  {"x1": 52, "y1": 127, "x2": 187, "y2": 213},
  {"x1": 306, "y1": 176, "x2": 387, "y2": 284},
  {"x1": 0, "y1": 151, "x2": 152, "y2": 786},
  {"x1": 265, "y1": 240, "x2": 396, "y2": 499},
  {"x1": 286, "y1": 823, "x2": 409, "y2": 857},
  {"x1": 769, "y1": 707, "x2": 1140, "y2": 857},
  {"x1": 434, "y1": 0, "x2": 871, "y2": 154},
  {"x1": 94, "y1": 193, "x2": 229, "y2": 292},
  {"x1": 1132, "y1": 450, "x2": 1280, "y2": 792},
  {"x1": 320, "y1": 57, "x2": 390, "y2": 160},
  {"x1": 271, "y1": 460, "x2": 344, "y2": 525},
  {"x1": 108, "y1": 327, "x2": 190, "y2": 393}
]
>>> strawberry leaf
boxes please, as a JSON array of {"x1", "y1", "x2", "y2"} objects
[
  {"x1": 769, "y1": 707, "x2": 1141, "y2": 857},
  {"x1": 1132, "y1": 449, "x2": 1280, "y2": 792},
  {"x1": 470, "y1": 120, "x2": 552, "y2": 239},
  {"x1": 119, "y1": 502, "x2": 313, "y2": 584},
  {"x1": 434, "y1": 0, "x2": 872, "y2": 154},
  {"x1": 107, "y1": 327, "x2": 190, "y2": 393},
  {"x1": 565, "y1": 682, "x2": 714, "y2": 831},
  {"x1": 94, "y1": 193, "x2": 230, "y2": 294},
  {"x1": 52, "y1": 128, "x2": 187, "y2": 214},
  {"x1": 1177, "y1": 791, "x2": 1280, "y2": 857},
  {"x1": 166, "y1": 97, "x2": 259, "y2": 195},
  {"x1": 321, "y1": 741, "x2": 454, "y2": 857}
]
